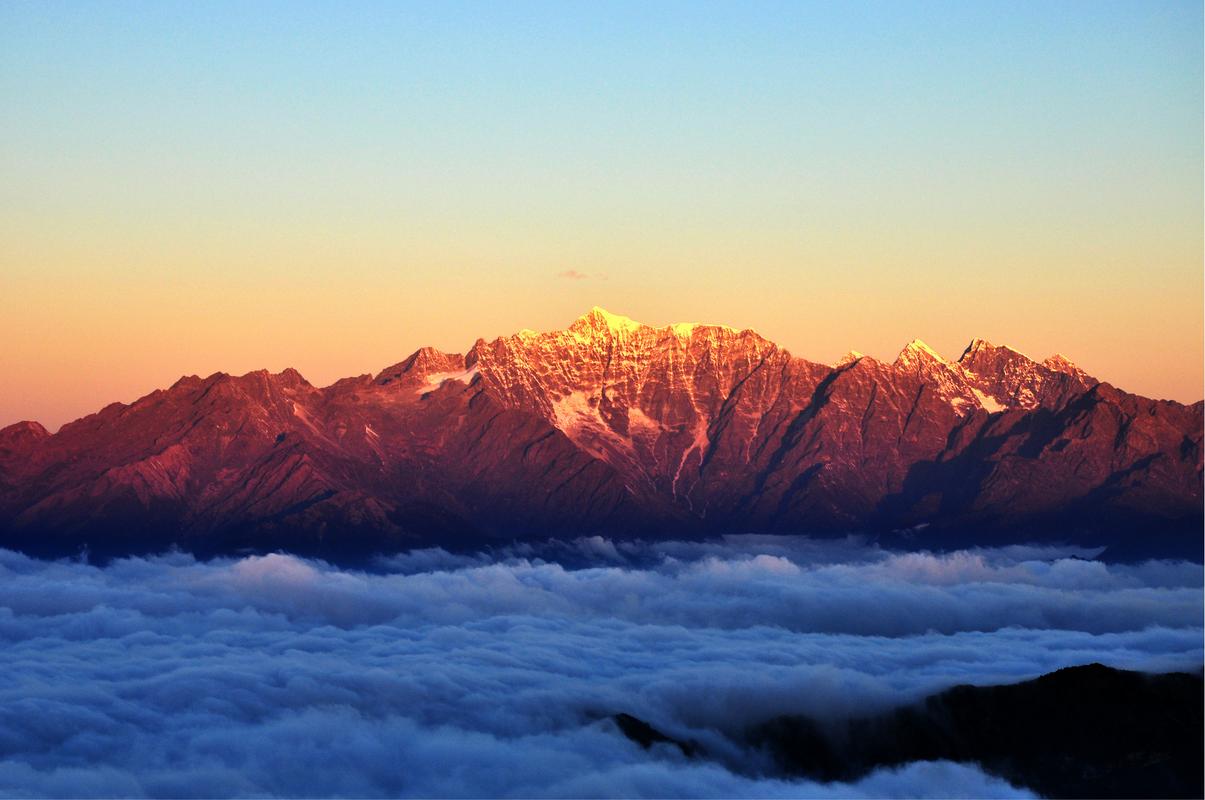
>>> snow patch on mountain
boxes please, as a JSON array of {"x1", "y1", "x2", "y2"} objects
[
  {"x1": 418, "y1": 365, "x2": 479, "y2": 394},
  {"x1": 551, "y1": 391, "x2": 599, "y2": 434},
  {"x1": 972, "y1": 388, "x2": 1006, "y2": 414}
]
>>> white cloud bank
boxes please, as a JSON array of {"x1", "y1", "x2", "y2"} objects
[{"x1": 0, "y1": 540, "x2": 1199, "y2": 798}]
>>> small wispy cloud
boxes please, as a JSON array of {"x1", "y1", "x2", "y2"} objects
[{"x1": 556, "y1": 269, "x2": 590, "y2": 280}]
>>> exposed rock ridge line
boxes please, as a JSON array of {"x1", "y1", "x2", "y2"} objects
[{"x1": 0, "y1": 308, "x2": 1199, "y2": 560}]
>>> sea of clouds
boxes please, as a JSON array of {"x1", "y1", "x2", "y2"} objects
[{"x1": 0, "y1": 536, "x2": 1200, "y2": 798}]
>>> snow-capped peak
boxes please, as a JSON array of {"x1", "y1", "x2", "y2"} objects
[
  {"x1": 836, "y1": 350, "x2": 865, "y2": 367},
  {"x1": 1043, "y1": 353, "x2": 1077, "y2": 372},
  {"x1": 667, "y1": 320, "x2": 739, "y2": 337},
  {"x1": 573, "y1": 307, "x2": 644, "y2": 336},
  {"x1": 959, "y1": 338, "x2": 1038, "y2": 366},
  {"x1": 568, "y1": 308, "x2": 744, "y2": 341},
  {"x1": 896, "y1": 339, "x2": 948, "y2": 366},
  {"x1": 959, "y1": 338, "x2": 994, "y2": 362}
]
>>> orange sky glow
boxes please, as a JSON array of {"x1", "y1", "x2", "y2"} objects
[{"x1": 2, "y1": 2, "x2": 1201, "y2": 430}]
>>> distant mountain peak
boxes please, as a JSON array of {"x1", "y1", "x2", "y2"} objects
[
  {"x1": 0, "y1": 420, "x2": 49, "y2": 449},
  {"x1": 571, "y1": 306, "x2": 643, "y2": 337},
  {"x1": 954, "y1": 337, "x2": 1093, "y2": 384},
  {"x1": 566, "y1": 307, "x2": 742, "y2": 341},
  {"x1": 959, "y1": 337, "x2": 994, "y2": 361},
  {"x1": 374, "y1": 346, "x2": 465, "y2": 386},
  {"x1": 1042, "y1": 353, "x2": 1094, "y2": 381},
  {"x1": 958, "y1": 337, "x2": 1036, "y2": 366},
  {"x1": 895, "y1": 339, "x2": 949, "y2": 367},
  {"x1": 836, "y1": 350, "x2": 865, "y2": 367},
  {"x1": 953, "y1": 337, "x2": 1099, "y2": 411}
]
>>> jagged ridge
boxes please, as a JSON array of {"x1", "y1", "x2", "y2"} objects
[{"x1": 0, "y1": 308, "x2": 1200, "y2": 560}]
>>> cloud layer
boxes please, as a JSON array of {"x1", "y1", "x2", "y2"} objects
[{"x1": 0, "y1": 540, "x2": 1200, "y2": 798}]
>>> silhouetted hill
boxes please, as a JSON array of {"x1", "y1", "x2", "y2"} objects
[{"x1": 748, "y1": 663, "x2": 1203, "y2": 798}]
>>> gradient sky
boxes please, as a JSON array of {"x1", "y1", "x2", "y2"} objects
[{"x1": 2, "y1": 0, "x2": 1201, "y2": 430}]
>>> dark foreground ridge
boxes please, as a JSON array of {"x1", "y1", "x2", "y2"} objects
[
  {"x1": 613, "y1": 664, "x2": 1204, "y2": 799},
  {"x1": 611, "y1": 713, "x2": 698, "y2": 759},
  {"x1": 1, "y1": 309, "x2": 1201, "y2": 561}
]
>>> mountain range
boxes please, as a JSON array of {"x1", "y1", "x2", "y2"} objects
[{"x1": 1, "y1": 307, "x2": 1201, "y2": 560}]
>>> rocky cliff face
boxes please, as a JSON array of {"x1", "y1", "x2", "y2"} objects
[{"x1": 1, "y1": 308, "x2": 1200, "y2": 560}]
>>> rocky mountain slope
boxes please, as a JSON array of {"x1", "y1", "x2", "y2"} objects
[
  {"x1": 613, "y1": 664, "x2": 1205, "y2": 799},
  {"x1": 1, "y1": 308, "x2": 1200, "y2": 560}
]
